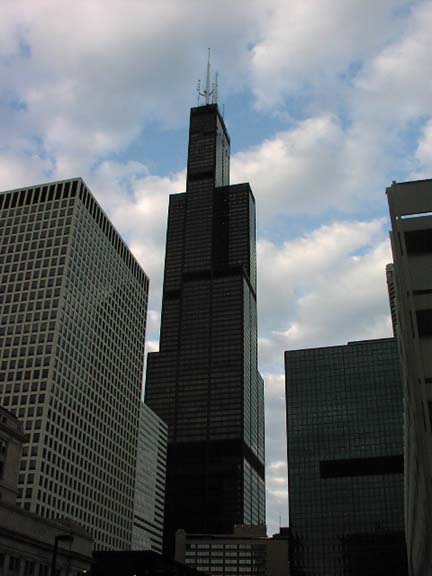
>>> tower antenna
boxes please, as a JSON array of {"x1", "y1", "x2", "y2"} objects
[
  {"x1": 213, "y1": 72, "x2": 218, "y2": 104},
  {"x1": 205, "y1": 48, "x2": 211, "y2": 105},
  {"x1": 197, "y1": 49, "x2": 216, "y2": 106},
  {"x1": 197, "y1": 79, "x2": 201, "y2": 106}
]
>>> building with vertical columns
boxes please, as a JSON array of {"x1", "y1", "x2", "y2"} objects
[
  {"x1": 387, "y1": 179, "x2": 432, "y2": 576},
  {"x1": 132, "y1": 401, "x2": 168, "y2": 554},
  {"x1": 0, "y1": 405, "x2": 93, "y2": 576},
  {"x1": 286, "y1": 338, "x2": 407, "y2": 576},
  {"x1": 145, "y1": 104, "x2": 265, "y2": 553},
  {"x1": 0, "y1": 179, "x2": 149, "y2": 550}
]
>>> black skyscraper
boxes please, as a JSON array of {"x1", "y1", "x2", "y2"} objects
[
  {"x1": 145, "y1": 104, "x2": 265, "y2": 552},
  {"x1": 286, "y1": 338, "x2": 407, "y2": 576}
]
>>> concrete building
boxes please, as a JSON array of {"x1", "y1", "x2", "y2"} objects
[
  {"x1": 145, "y1": 102, "x2": 265, "y2": 554},
  {"x1": 0, "y1": 405, "x2": 93, "y2": 576},
  {"x1": 286, "y1": 338, "x2": 407, "y2": 576},
  {"x1": 132, "y1": 402, "x2": 168, "y2": 554},
  {"x1": 175, "y1": 525, "x2": 289, "y2": 576},
  {"x1": 387, "y1": 179, "x2": 432, "y2": 576},
  {"x1": 0, "y1": 179, "x2": 149, "y2": 550}
]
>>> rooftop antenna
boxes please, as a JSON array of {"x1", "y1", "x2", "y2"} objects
[
  {"x1": 212, "y1": 71, "x2": 218, "y2": 104},
  {"x1": 197, "y1": 79, "x2": 201, "y2": 106},
  {"x1": 198, "y1": 48, "x2": 214, "y2": 105},
  {"x1": 205, "y1": 47, "x2": 211, "y2": 104}
]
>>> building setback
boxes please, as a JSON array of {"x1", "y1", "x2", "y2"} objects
[
  {"x1": 145, "y1": 103, "x2": 265, "y2": 553},
  {"x1": 387, "y1": 179, "x2": 432, "y2": 576},
  {"x1": 0, "y1": 178, "x2": 149, "y2": 550},
  {"x1": 285, "y1": 338, "x2": 407, "y2": 576},
  {"x1": 133, "y1": 401, "x2": 168, "y2": 554}
]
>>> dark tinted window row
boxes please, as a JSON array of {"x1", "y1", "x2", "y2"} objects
[{"x1": 320, "y1": 455, "x2": 403, "y2": 478}]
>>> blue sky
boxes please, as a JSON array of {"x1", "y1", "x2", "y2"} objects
[{"x1": 2, "y1": 0, "x2": 432, "y2": 535}]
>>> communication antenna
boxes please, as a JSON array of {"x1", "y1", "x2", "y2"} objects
[
  {"x1": 212, "y1": 72, "x2": 218, "y2": 104},
  {"x1": 198, "y1": 48, "x2": 219, "y2": 106},
  {"x1": 205, "y1": 47, "x2": 211, "y2": 105},
  {"x1": 197, "y1": 79, "x2": 201, "y2": 106}
]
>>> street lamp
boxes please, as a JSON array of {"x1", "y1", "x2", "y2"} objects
[{"x1": 51, "y1": 534, "x2": 74, "y2": 576}]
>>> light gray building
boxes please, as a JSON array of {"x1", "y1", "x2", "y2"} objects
[
  {"x1": 0, "y1": 178, "x2": 149, "y2": 550},
  {"x1": 387, "y1": 179, "x2": 432, "y2": 576},
  {"x1": 0, "y1": 405, "x2": 93, "y2": 576},
  {"x1": 175, "y1": 525, "x2": 289, "y2": 576},
  {"x1": 132, "y1": 402, "x2": 168, "y2": 554}
]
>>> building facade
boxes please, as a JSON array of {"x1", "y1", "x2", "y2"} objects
[
  {"x1": 133, "y1": 401, "x2": 168, "y2": 554},
  {"x1": 0, "y1": 179, "x2": 149, "y2": 550},
  {"x1": 175, "y1": 525, "x2": 289, "y2": 576},
  {"x1": 285, "y1": 338, "x2": 407, "y2": 576},
  {"x1": 0, "y1": 405, "x2": 93, "y2": 576},
  {"x1": 387, "y1": 179, "x2": 432, "y2": 576},
  {"x1": 145, "y1": 104, "x2": 265, "y2": 552}
]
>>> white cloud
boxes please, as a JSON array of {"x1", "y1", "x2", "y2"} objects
[
  {"x1": 250, "y1": 0, "x2": 412, "y2": 109},
  {"x1": 231, "y1": 114, "x2": 393, "y2": 222},
  {"x1": 0, "y1": 0, "x2": 263, "y2": 182},
  {"x1": 258, "y1": 219, "x2": 393, "y2": 370}
]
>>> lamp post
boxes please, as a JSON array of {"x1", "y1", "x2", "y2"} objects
[{"x1": 51, "y1": 534, "x2": 74, "y2": 576}]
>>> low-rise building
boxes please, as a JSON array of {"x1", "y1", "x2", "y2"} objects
[{"x1": 175, "y1": 525, "x2": 289, "y2": 576}]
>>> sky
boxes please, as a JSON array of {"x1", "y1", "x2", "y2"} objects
[{"x1": 1, "y1": 0, "x2": 432, "y2": 536}]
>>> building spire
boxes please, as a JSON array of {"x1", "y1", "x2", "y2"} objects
[{"x1": 197, "y1": 49, "x2": 218, "y2": 106}]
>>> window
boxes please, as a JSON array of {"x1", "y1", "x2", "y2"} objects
[
  {"x1": 416, "y1": 309, "x2": 432, "y2": 337},
  {"x1": 404, "y1": 229, "x2": 432, "y2": 254},
  {"x1": 0, "y1": 438, "x2": 7, "y2": 478}
]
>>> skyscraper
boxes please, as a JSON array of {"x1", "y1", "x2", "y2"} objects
[
  {"x1": 387, "y1": 179, "x2": 432, "y2": 576},
  {"x1": 286, "y1": 338, "x2": 407, "y2": 576},
  {"x1": 0, "y1": 178, "x2": 149, "y2": 550},
  {"x1": 145, "y1": 103, "x2": 265, "y2": 552},
  {"x1": 133, "y1": 401, "x2": 168, "y2": 554}
]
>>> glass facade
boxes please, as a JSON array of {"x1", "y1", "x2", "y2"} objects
[
  {"x1": 0, "y1": 179, "x2": 149, "y2": 550},
  {"x1": 145, "y1": 104, "x2": 265, "y2": 553},
  {"x1": 285, "y1": 338, "x2": 407, "y2": 575}
]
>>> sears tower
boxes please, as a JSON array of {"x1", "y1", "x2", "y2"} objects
[{"x1": 145, "y1": 99, "x2": 265, "y2": 551}]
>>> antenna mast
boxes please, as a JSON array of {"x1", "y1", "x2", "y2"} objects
[
  {"x1": 197, "y1": 49, "x2": 219, "y2": 107},
  {"x1": 205, "y1": 48, "x2": 211, "y2": 104}
]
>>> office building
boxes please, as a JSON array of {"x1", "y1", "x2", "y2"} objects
[
  {"x1": 285, "y1": 338, "x2": 407, "y2": 576},
  {"x1": 145, "y1": 103, "x2": 265, "y2": 552},
  {"x1": 175, "y1": 525, "x2": 289, "y2": 576},
  {"x1": 0, "y1": 178, "x2": 149, "y2": 550},
  {"x1": 0, "y1": 405, "x2": 93, "y2": 576},
  {"x1": 133, "y1": 401, "x2": 168, "y2": 553},
  {"x1": 387, "y1": 179, "x2": 432, "y2": 576}
]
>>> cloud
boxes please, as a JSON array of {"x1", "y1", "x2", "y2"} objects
[
  {"x1": 0, "y1": 0, "x2": 264, "y2": 183},
  {"x1": 264, "y1": 374, "x2": 288, "y2": 533},
  {"x1": 231, "y1": 114, "x2": 395, "y2": 222},
  {"x1": 250, "y1": 0, "x2": 412, "y2": 109},
  {"x1": 258, "y1": 219, "x2": 393, "y2": 370},
  {"x1": 354, "y1": 0, "x2": 432, "y2": 127}
]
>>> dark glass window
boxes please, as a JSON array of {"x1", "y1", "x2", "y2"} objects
[
  {"x1": 405, "y1": 229, "x2": 432, "y2": 254},
  {"x1": 416, "y1": 309, "x2": 432, "y2": 337}
]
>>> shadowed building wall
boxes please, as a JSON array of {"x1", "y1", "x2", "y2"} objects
[{"x1": 387, "y1": 179, "x2": 432, "y2": 576}]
